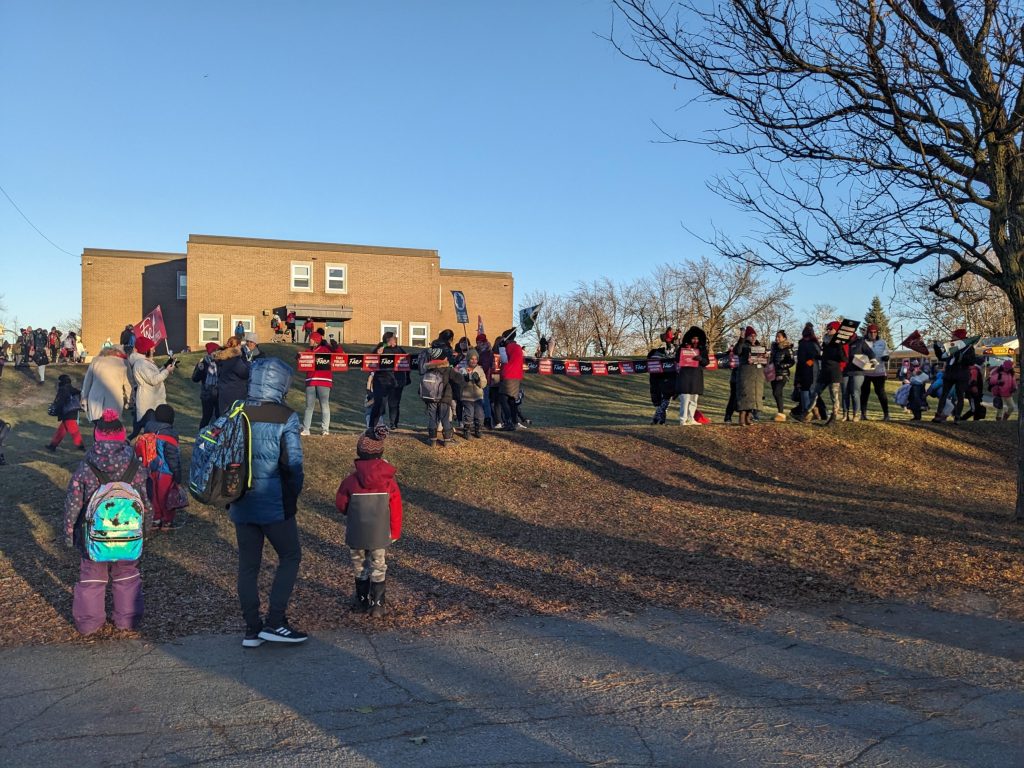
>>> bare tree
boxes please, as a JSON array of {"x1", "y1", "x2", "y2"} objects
[
  {"x1": 669, "y1": 257, "x2": 792, "y2": 351},
  {"x1": 571, "y1": 278, "x2": 635, "y2": 356},
  {"x1": 805, "y1": 304, "x2": 842, "y2": 337},
  {"x1": 614, "y1": 0, "x2": 1024, "y2": 521},
  {"x1": 900, "y1": 261, "x2": 1016, "y2": 340}
]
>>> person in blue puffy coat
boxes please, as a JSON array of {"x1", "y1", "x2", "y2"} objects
[{"x1": 229, "y1": 357, "x2": 307, "y2": 647}]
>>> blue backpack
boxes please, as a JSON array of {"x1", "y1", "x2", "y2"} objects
[
  {"x1": 84, "y1": 459, "x2": 146, "y2": 562},
  {"x1": 189, "y1": 400, "x2": 251, "y2": 506}
]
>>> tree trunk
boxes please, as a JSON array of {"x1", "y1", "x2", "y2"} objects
[{"x1": 1014, "y1": 299, "x2": 1024, "y2": 523}]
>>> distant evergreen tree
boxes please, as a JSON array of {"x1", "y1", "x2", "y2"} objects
[{"x1": 863, "y1": 296, "x2": 894, "y2": 348}]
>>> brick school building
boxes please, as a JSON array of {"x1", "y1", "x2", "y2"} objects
[{"x1": 81, "y1": 234, "x2": 513, "y2": 355}]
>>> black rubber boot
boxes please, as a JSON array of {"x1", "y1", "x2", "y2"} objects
[
  {"x1": 352, "y1": 579, "x2": 370, "y2": 613},
  {"x1": 369, "y1": 580, "x2": 386, "y2": 618}
]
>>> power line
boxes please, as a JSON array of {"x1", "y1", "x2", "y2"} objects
[{"x1": 0, "y1": 182, "x2": 77, "y2": 257}]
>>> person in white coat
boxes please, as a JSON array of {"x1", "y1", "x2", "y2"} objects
[
  {"x1": 128, "y1": 336, "x2": 176, "y2": 438},
  {"x1": 860, "y1": 324, "x2": 891, "y2": 420},
  {"x1": 81, "y1": 347, "x2": 132, "y2": 425}
]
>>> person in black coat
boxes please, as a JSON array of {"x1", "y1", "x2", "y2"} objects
[
  {"x1": 934, "y1": 328, "x2": 978, "y2": 422},
  {"x1": 768, "y1": 330, "x2": 795, "y2": 421},
  {"x1": 818, "y1": 322, "x2": 849, "y2": 425},
  {"x1": 676, "y1": 326, "x2": 709, "y2": 425},
  {"x1": 370, "y1": 331, "x2": 409, "y2": 430},
  {"x1": 212, "y1": 338, "x2": 251, "y2": 415},
  {"x1": 646, "y1": 329, "x2": 677, "y2": 424},
  {"x1": 795, "y1": 324, "x2": 822, "y2": 419}
]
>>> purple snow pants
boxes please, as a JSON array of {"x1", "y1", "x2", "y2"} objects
[{"x1": 72, "y1": 558, "x2": 143, "y2": 635}]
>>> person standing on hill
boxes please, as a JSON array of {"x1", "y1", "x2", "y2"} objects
[
  {"x1": 213, "y1": 337, "x2": 251, "y2": 416},
  {"x1": 734, "y1": 326, "x2": 766, "y2": 427},
  {"x1": 48, "y1": 327, "x2": 61, "y2": 363},
  {"x1": 370, "y1": 331, "x2": 407, "y2": 430},
  {"x1": 81, "y1": 346, "x2": 132, "y2": 426},
  {"x1": 647, "y1": 328, "x2": 676, "y2": 425},
  {"x1": 860, "y1": 324, "x2": 891, "y2": 421},
  {"x1": 474, "y1": 333, "x2": 495, "y2": 427},
  {"x1": 676, "y1": 326, "x2": 709, "y2": 425},
  {"x1": 128, "y1": 337, "x2": 176, "y2": 439},
  {"x1": 46, "y1": 374, "x2": 84, "y2": 452},
  {"x1": 498, "y1": 329, "x2": 525, "y2": 431},
  {"x1": 231, "y1": 358, "x2": 307, "y2": 647},
  {"x1": 795, "y1": 324, "x2": 821, "y2": 420},
  {"x1": 989, "y1": 360, "x2": 1018, "y2": 421},
  {"x1": 302, "y1": 332, "x2": 335, "y2": 436},
  {"x1": 934, "y1": 328, "x2": 978, "y2": 423},
  {"x1": 723, "y1": 331, "x2": 743, "y2": 423},
  {"x1": 819, "y1": 322, "x2": 849, "y2": 426},
  {"x1": 768, "y1": 330, "x2": 795, "y2": 422},
  {"x1": 192, "y1": 342, "x2": 221, "y2": 428}
]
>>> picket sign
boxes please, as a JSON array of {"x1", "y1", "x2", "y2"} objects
[{"x1": 294, "y1": 352, "x2": 723, "y2": 377}]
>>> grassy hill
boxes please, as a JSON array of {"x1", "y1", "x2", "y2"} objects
[{"x1": 0, "y1": 344, "x2": 1021, "y2": 646}]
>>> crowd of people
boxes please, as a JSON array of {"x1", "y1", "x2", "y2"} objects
[
  {"x1": 0, "y1": 326, "x2": 85, "y2": 383},
  {"x1": 649, "y1": 323, "x2": 1019, "y2": 427}
]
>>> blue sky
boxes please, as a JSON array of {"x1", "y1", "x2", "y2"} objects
[{"x1": 0, "y1": 1, "x2": 894, "y2": 335}]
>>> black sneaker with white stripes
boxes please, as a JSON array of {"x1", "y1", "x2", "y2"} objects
[{"x1": 258, "y1": 623, "x2": 308, "y2": 644}]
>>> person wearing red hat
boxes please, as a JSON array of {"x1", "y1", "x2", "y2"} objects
[
  {"x1": 933, "y1": 328, "x2": 978, "y2": 422},
  {"x1": 192, "y1": 342, "x2": 223, "y2": 428},
  {"x1": 860, "y1": 324, "x2": 891, "y2": 421},
  {"x1": 127, "y1": 336, "x2": 176, "y2": 439},
  {"x1": 301, "y1": 332, "x2": 335, "y2": 436},
  {"x1": 818, "y1": 321, "x2": 848, "y2": 425}
]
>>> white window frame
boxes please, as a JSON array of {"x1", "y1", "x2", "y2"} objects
[
  {"x1": 199, "y1": 314, "x2": 222, "y2": 344},
  {"x1": 231, "y1": 315, "x2": 255, "y2": 335},
  {"x1": 409, "y1": 322, "x2": 430, "y2": 348},
  {"x1": 176, "y1": 270, "x2": 187, "y2": 300},
  {"x1": 380, "y1": 321, "x2": 401, "y2": 345},
  {"x1": 325, "y1": 262, "x2": 348, "y2": 294},
  {"x1": 290, "y1": 261, "x2": 313, "y2": 292}
]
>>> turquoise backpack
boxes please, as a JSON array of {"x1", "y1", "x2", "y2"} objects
[{"x1": 84, "y1": 459, "x2": 146, "y2": 562}]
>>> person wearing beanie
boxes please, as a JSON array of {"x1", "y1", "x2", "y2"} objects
[
  {"x1": 768, "y1": 330, "x2": 795, "y2": 422},
  {"x1": 335, "y1": 426, "x2": 403, "y2": 618},
  {"x1": 733, "y1": 326, "x2": 766, "y2": 426},
  {"x1": 230, "y1": 357, "x2": 307, "y2": 646},
  {"x1": 859, "y1": 324, "x2": 891, "y2": 421},
  {"x1": 420, "y1": 343, "x2": 459, "y2": 446},
  {"x1": 841, "y1": 328, "x2": 875, "y2": 422},
  {"x1": 933, "y1": 328, "x2": 978, "y2": 423},
  {"x1": 497, "y1": 328, "x2": 525, "y2": 431},
  {"x1": 301, "y1": 332, "x2": 335, "y2": 436},
  {"x1": 63, "y1": 408, "x2": 152, "y2": 635},
  {"x1": 676, "y1": 326, "x2": 709, "y2": 426},
  {"x1": 474, "y1": 333, "x2": 496, "y2": 427},
  {"x1": 46, "y1": 374, "x2": 85, "y2": 452},
  {"x1": 192, "y1": 342, "x2": 222, "y2": 428},
  {"x1": 459, "y1": 348, "x2": 486, "y2": 438},
  {"x1": 138, "y1": 403, "x2": 183, "y2": 531},
  {"x1": 647, "y1": 330, "x2": 677, "y2": 425},
  {"x1": 795, "y1": 324, "x2": 822, "y2": 421},
  {"x1": 818, "y1": 321, "x2": 848, "y2": 425},
  {"x1": 127, "y1": 336, "x2": 176, "y2": 440}
]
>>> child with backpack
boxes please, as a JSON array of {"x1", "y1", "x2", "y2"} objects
[
  {"x1": 136, "y1": 404, "x2": 183, "y2": 531},
  {"x1": 419, "y1": 346, "x2": 457, "y2": 446},
  {"x1": 335, "y1": 426, "x2": 403, "y2": 618},
  {"x1": 459, "y1": 349, "x2": 486, "y2": 439},
  {"x1": 63, "y1": 409, "x2": 152, "y2": 635},
  {"x1": 908, "y1": 367, "x2": 930, "y2": 421},
  {"x1": 989, "y1": 360, "x2": 1019, "y2": 421},
  {"x1": 46, "y1": 374, "x2": 85, "y2": 452}
]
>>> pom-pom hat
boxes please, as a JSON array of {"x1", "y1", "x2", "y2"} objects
[{"x1": 357, "y1": 426, "x2": 388, "y2": 458}]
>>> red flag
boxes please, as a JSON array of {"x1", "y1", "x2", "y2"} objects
[
  {"x1": 134, "y1": 306, "x2": 168, "y2": 348},
  {"x1": 477, "y1": 314, "x2": 485, "y2": 336},
  {"x1": 901, "y1": 330, "x2": 929, "y2": 356}
]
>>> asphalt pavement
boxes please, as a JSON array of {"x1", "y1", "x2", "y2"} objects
[{"x1": 2, "y1": 602, "x2": 1021, "y2": 767}]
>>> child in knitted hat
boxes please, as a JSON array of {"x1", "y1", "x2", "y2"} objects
[
  {"x1": 46, "y1": 374, "x2": 85, "y2": 452},
  {"x1": 63, "y1": 408, "x2": 152, "y2": 634},
  {"x1": 335, "y1": 426, "x2": 403, "y2": 618},
  {"x1": 460, "y1": 349, "x2": 486, "y2": 439}
]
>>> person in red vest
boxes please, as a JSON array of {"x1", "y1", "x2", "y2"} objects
[{"x1": 301, "y1": 333, "x2": 336, "y2": 436}]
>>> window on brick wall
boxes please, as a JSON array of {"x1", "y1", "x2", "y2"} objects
[
  {"x1": 291, "y1": 261, "x2": 313, "y2": 292},
  {"x1": 381, "y1": 321, "x2": 400, "y2": 345},
  {"x1": 176, "y1": 271, "x2": 187, "y2": 300},
  {"x1": 231, "y1": 316, "x2": 255, "y2": 336},
  {"x1": 325, "y1": 263, "x2": 347, "y2": 294},
  {"x1": 409, "y1": 323, "x2": 429, "y2": 348},
  {"x1": 199, "y1": 315, "x2": 222, "y2": 344}
]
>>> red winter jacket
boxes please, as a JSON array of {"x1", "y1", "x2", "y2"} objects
[
  {"x1": 305, "y1": 344, "x2": 335, "y2": 388},
  {"x1": 335, "y1": 458, "x2": 403, "y2": 540},
  {"x1": 501, "y1": 341, "x2": 525, "y2": 381}
]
